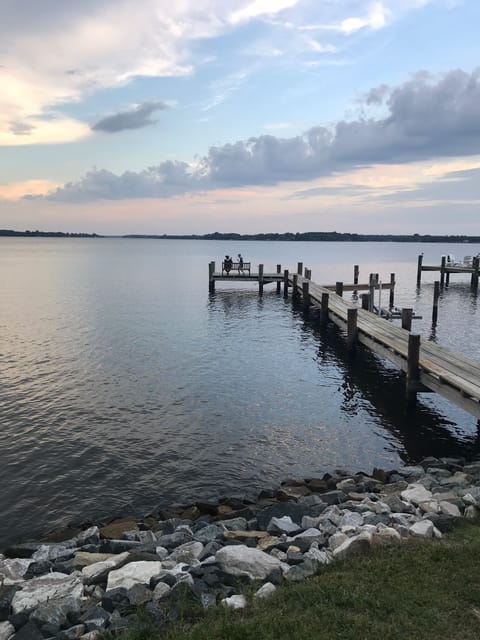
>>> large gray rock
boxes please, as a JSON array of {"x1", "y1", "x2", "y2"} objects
[
  {"x1": 106, "y1": 561, "x2": 162, "y2": 592},
  {"x1": 409, "y1": 520, "x2": 434, "y2": 538},
  {"x1": 0, "y1": 558, "x2": 33, "y2": 585},
  {"x1": 254, "y1": 583, "x2": 276, "y2": 599},
  {"x1": 267, "y1": 516, "x2": 302, "y2": 535},
  {"x1": 31, "y1": 545, "x2": 75, "y2": 563},
  {"x1": 332, "y1": 533, "x2": 372, "y2": 560},
  {"x1": 216, "y1": 545, "x2": 281, "y2": 580},
  {"x1": 31, "y1": 595, "x2": 83, "y2": 629},
  {"x1": 401, "y1": 484, "x2": 433, "y2": 505},
  {"x1": 0, "y1": 621, "x2": 14, "y2": 640},
  {"x1": 439, "y1": 501, "x2": 461, "y2": 517},
  {"x1": 81, "y1": 552, "x2": 130, "y2": 585},
  {"x1": 168, "y1": 542, "x2": 204, "y2": 564},
  {"x1": 11, "y1": 572, "x2": 83, "y2": 614},
  {"x1": 193, "y1": 525, "x2": 224, "y2": 543}
]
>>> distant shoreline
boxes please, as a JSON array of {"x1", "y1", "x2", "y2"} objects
[{"x1": 1, "y1": 229, "x2": 480, "y2": 243}]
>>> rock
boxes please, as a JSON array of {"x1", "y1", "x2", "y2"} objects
[
  {"x1": 400, "y1": 466, "x2": 425, "y2": 480},
  {"x1": 401, "y1": 484, "x2": 433, "y2": 505},
  {"x1": 256, "y1": 503, "x2": 309, "y2": 530},
  {"x1": 276, "y1": 486, "x2": 311, "y2": 501},
  {"x1": 143, "y1": 601, "x2": 166, "y2": 626},
  {"x1": 155, "y1": 531, "x2": 192, "y2": 550},
  {"x1": 304, "y1": 545, "x2": 332, "y2": 565},
  {"x1": 81, "y1": 552, "x2": 130, "y2": 585},
  {"x1": 168, "y1": 541, "x2": 204, "y2": 564},
  {"x1": 152, "y1": 582, "x2": 171, "y2": 601},
  {"x1": 0, "y1": 622, "x2": 14, "y2": 640},
  {"x1": 439, "y1": 501, "x2": 462, "y2": 517},
  {"x1": 216, "y1": 545, "x2": 281, "y2": 580},
  {"x1": 333, "y1": 533, "x2": 372, "y2": 560},
  {"x1": 284, "y1": 558, "x2": 318, "y2": 581},
  {"x1": 100, "y1": 519, "x2": 138, "y2": 539},
  {"x1": 74, "y1": 553, "x2": 114, "y2": 568},
  {"x1": 372, "y1": 526, "x2": 401, "y2": 546},
  {"x1": 418, "y1": 500, "x2": 440, "y2": 514},
  {"x1": 9, "y1": 620, "x2": 43, "y2": 640},
  {"x1": 293, "y1": 528, "x2": 325, "y2": 548},
  {"x1": 11, "y1": 573, "x2": 83, "y2": 614},
  {"x1": 464, "y1": 505, "x2": 478, "y2": 519},
  {"x1": 256, "y1": 536, "x2": 280, "y2": 552},
  {"x1": 193, "y1": 525, "x2": 224, "y2": 543},
  {"x1": 0, "y1": 559, "x2": 33, "y2": 584},
  {"x1": 318, "y1": 491, "x2": 347, "y2": 506},
  {"x1": 328, "y1": 532, "x2": 348, "y2": 551},
  {"x1": 78, "y1": 606, "x2": 111, "y2": 631},
  {"x1": 221, "y1": 595, "x2": 247, "y2": 609},
  {"x1": 216, "y1": 517, "x2": 248, "y2": 531},
  {"x1": 30, "y1": 595, "x2": 82, "y2": 629},
  {"x1": 224, "y1": 530, "x2": 268, "y2": 542},
  {"x1": 106, "y1": 561, "x2": 162, "y2": 592},
  {"x1": 126, "y1": 583, "x2": 152, "y2": 606},
  {"x1": 409, "y1": 520, "x2": 434, "y2": 538},
  {"x1": 267, "y1": 516, "x2": 302, "y2": 535},
  {"x1": 339, "y1": 511, "x2": 363, "y2": 528},
  {"x1": 254, "y1": 583, "x2": 276, "y2": 599},
  {"x1": 56, "y1": 624, "x2": 86, "y2": 640}
]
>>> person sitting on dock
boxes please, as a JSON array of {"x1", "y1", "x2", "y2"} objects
[
  {"x1": 238, "y1": 253, "x2": 244, "y2": 274},
  {"x1": 224, "y1": 255, "x2": 233, "y2": 275}
]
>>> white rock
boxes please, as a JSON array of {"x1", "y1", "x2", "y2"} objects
[
  {"x1": 401, "y1": 484, "x2": 433, "y2": 506},
  {"x1": 304, "y1": 546, "x2": 332, "y2": 565},
  {"x1": 254, "y1": 582, "x2": 276, "y2": 599},
  {"x1": 0, "y1": 558, "x2": 33, "y2": 585},
  {"x1": 374, "y1": 501, "x2": 391, "y2": 515},
  {"x1": 0, "y1": 621, "x2": 14, "y2": 640},
  {"x1": 106, "y1": 561, "x2": 162, "y2": 592},
  {"x1": 221, "y1": 595, "x2": 247, "y2": 609},
  {"x1": 339, "y1": 511, "x2": 363, "y2": 528},
  {"x1": 267, "y1": 516, "x2": 301, "y2": 535},
  {"x1": 216, "y1": 545, "x2": 281, "y2": 580},
  {"x1": 409, "y1": 520, "x2": 434, "y2": 538},
  {"x1": 293, "y1": 528, "x2": 323, "y2": 542},
  {"x1": 81, "y1": 552, "x2": 130, "y2": 585},
  {"x1": 418, "y1": 500, "x2": 440, "y2": 514},
  {"x1": 168, "y1": 541, "x2": 204, "y2": 564},
  {"x1": 32, "y1": 545, "x2": 74, "y2": 562},
  {"x1": 328, "y1": 532, "x2": 348, "y2": 551},
  {"x1": 301, "y1": 515, "x2": 321, "y2": 529},
  {"x1": 155, "y1": 546, "x2": 169, "y2": 560},
  {"x1": 439, "y1": 501, "x2": 461, "y2": 517},
  {"x1": 332, "y1": 532, "x2": 372, "y2": 560},
  {"x1": 11, "y1": 572, "x2": 83, "y2": 614},
  {"x1": 465, "y1": 505, "x2": 478, "y2": 519},
  {"x1": 433, "y1": 526, "x2": 443, "y2": 539},
  {"x1": 372, "y1": 527, "x2": 401, "y2": 546}
]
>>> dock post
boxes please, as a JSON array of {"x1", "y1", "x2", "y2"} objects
[
  {"x1": 406, "y1": 333, "x2": 421, "y2": 407},
  {"x1": 471, "y1": 256, "x2": 479, "y2": 292},
  {"x1": 335, "y1": 281, "x2": 343, "y2": 297},
  {"x1": 361, "y1": 293, "x2": 369, "y2": 310},
  {"x1": 292, "y1": 273, "x2": 299, "y2": 300},
  {"x1": 445, "y1": 271, "x2": 450, "y2": 287},
  {"x1": 353, "y1": 264, "x2": 359, "y2": 288},
  {"x1": 440, "y1": 256, "x2": 446, "y2": 287},
  {"x1": 209, "y1": 261, "x2": 215, "y2": 292},
  {"x1": 321, "y1": 292, "x2": 329, "y2": 327},
  {"x1": 283, "y1": 269, "x2": 289, "y2": 298},
  {"x1": 276, "y1": 264, "x2": 281, "y2": 294},
  {"x1": 347, "y1": 308, "x2": 358, "y2": 351},
  {"x1": 416, "y1": 254, "x2": 423, "y2": 286},
  {"x1": 302, "y1": 281, "x2": 310, "y2": 313},
  {"x1": 369, "y1": 274, "x2": 375, "y2": 312},
  {"x1": 258, "y1": 264, "x2": 264, "y2": 296},
  {"x1": 389, "y1": 273, "x2": 395, "y2": 308},
  {"x1": 305, "y1": 268, "x2": 311, "y2": 280},
  {"x1": 432, "y1": 280, "x2": 440, "y2": 326},
  {"x1": 401, "y1": 308, "x2": 413, "y2": 331},
  {"x1": 297, "y1": 262, "x2": 303, "y2": 275}
]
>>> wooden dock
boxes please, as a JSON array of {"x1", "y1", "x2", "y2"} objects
[
  {"x1": 417, "y1": 254, "x2": 479, "y2": 290},
  {"x1": 209, "y1": 261, "x2": 480, "y2": 419}
]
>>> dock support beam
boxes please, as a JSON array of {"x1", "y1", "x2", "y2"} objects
[
  {"x1": 209, "y1": 261, "x2": 215, "y2": 292},
  {"x1": 283, "y1": 269, "x2": 289, "y2": 298},
  {"x1": 321, "y1": 292, "x2": 329, "y2": 327},
  {"x1": 353, "y1": 265, "x2": 359, "y2": 295},
  {"x1": 406, "y1": 333, "x2": 421, "y2": 407},
  {"x1": 440, "y1": 256, "x2": 447, "y2": 287},
  {"x1": 471, "y1": 256, "x2": 479, "y2": 293},
  {"x1": 292, "y1": 274, "x2": 299, "y2": 300},
  {"x1": 416, "y1": 254, "x2": 423, "y2": 286},
  {"x1": 432, "y1": 280, "x2": 440, "y2": 326},
  {"x1": 401, "y1": 308, "x2": 413, "y2": 331},
  {"x1": 347, "y1": 308, "x2": 358, "y2": 351},
  {"x1": 258, "y1": 264, "x2": 264, "y2": 296},
  {"x1": 302, "y1": 281, "x2": 310, "y2": 313},
  {"x1": 276, "y1": 264, "x2": 281, "y2": 294},
  {"x1": 297, "y1": 262, "x2": 303, "y2": 275},
  {"x1": 389, "y1": 273, "x2": 395, "y2": 308},
  {"x1": 335, "y1": 281, "x2": 343, "y2": 297},
  {"x1": 361, "y1": 294, "x2": 370, "y2": 310}
]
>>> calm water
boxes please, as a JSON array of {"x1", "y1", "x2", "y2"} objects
[{"x1": 1, "y1": 238, "x2": 480, "y2": 548}]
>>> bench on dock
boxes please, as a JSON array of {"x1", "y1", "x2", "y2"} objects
[{"x1": 222, "y1": 261, "x2": 251, "y2": 275}]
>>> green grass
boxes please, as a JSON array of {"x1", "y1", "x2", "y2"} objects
[{"x1": 108, "y1": 521, "x2": 480, "y2": 640}]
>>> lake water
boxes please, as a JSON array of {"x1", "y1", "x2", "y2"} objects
[{"x1": 1, "y1": 238, "x2": 480, "y2": 548}]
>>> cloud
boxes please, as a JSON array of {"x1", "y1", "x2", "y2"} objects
[
  {"x1": 91, "y1": 101, "x2": 168, "y2": 133},
  {"x1": 38, "y1": 68, "x2": 480, "y2": 202}
]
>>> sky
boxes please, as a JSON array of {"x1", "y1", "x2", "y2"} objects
[{"x1": 0, "y1": 0, "x2": 479, "y2": 235}]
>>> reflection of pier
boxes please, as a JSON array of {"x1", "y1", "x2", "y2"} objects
[
  {"x1": 417, "y1": 253, "x2": 479, "y2": 290},
  {"x1": 209, "y1": 261, "x2": 480, "y2": 420}
]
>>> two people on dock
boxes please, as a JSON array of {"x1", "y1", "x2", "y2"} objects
[{"x1": 224, "y1": 253, "x2": 245, "y2": 275}]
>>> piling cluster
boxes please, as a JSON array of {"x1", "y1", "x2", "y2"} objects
[{"x1": 2, "y1": 456, "x2": 480, "y2": 639}]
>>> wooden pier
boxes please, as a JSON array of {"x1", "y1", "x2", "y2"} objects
[
  {"x1": 417, "y1": 254, "x2": 479, "y2": 290},
  {"x1": 209, "y1": 261, "x2": 480, "y2": 419}
]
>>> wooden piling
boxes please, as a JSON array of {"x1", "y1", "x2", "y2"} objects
[
  {"x1": 406, "y1": 333, "x2": 421, "y2": 407},
  {"x1": 208, "y1": 261, "x2": 215, "y2": 292},
  {"x1": 302, "y1": 281, "x2": 310, "y2": 313},
  {"x1": 297, "y1": 262, "x2": 303, "y2": 275},
  {"x1": 440, "y1": 256, "x2": 446, "y2": 287},
  {"x1": 445, "y1": 271, "x2": 450, "y2": 287},
  {"x1": 321, "y1": 292, "x2": 329, "y2": 327},
  {"x1": 292, "y1": 273, "x2": 299, "y2": 299},
  {"x1": 471, "y1": 256, "x2": 479, "y2": 292},
  {"x1": 401, "y1": 308, "x2": 413, "y2": 331},
  {"x1": 335, "y1": 281, "x2": 344, "y2": 297},
  {"x1": 305, "y1": 268, "x2": 312, "y2": 280},
  {"x1": 347, "y1": 308, "x2": 358, "y2": 351},
  {"x1": 369, "y1": 274, "x2": 375, "y2": 312},
  {"x1": 354, "y1": 265, "x2": 359, "y2": 287},
  {"x1": 389, "y1": 273, "x2": 395, "y2": 308},
  {"x1": 258, "y1": 264, "x2": 264, "y2": 296},
  {"x1": 276, "y1": 264, "x2": 281, "y2": 294},
  {"x1": 361, "y1": 293, "x2": 370, "y2": 310},
  {"x1": 432, "y1": 280, "x2": 440, "y2": 325},
  {"x1": 416, "y1": 254, "x2": 423, "y2": 286},
  {"x1": 283, "y1": 269, "x2": 289, "y2": 298}
]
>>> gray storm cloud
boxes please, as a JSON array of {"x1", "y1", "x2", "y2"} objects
[
  {"x1": 91, "y1": 101, "x2": 169, "y2": 133},
  {"x1": 41, "y1": 68, "x2": 480, "y2": 201}
]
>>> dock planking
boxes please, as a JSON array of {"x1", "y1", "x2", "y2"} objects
[{"x1": 209, "y1": 260, "x2": 480, "y2": 419}]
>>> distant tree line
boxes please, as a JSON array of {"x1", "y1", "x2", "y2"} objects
[{"x1": 0, "y1": 229, "x2": 102, "y2": 237}]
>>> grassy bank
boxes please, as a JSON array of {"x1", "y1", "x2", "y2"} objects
[{"x1": 110, "y1": 521, "x2": 480, "y2": 640}]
